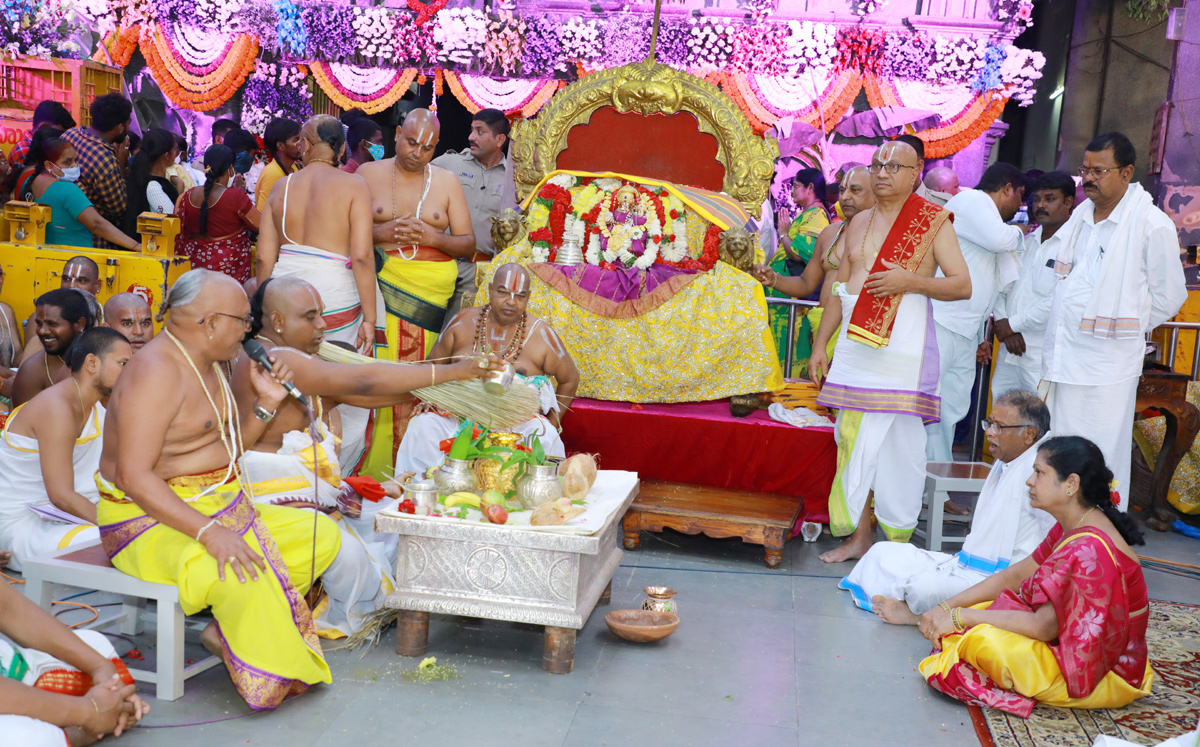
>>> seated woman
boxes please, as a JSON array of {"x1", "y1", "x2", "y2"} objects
[
  {"x1": 175, "y1": 145, "x2": 260, "y2": 283},
  {"x1": 918, "y1": 435, "x2": 1153, "y2": 718},
  {"x1": 122, "y1": 127, "x2": 178, "y2": 240},
  {"x1": 21, "y1": 129, "x2": 139, "y2": 251}
]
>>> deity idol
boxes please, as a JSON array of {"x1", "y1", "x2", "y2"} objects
[{"x1": 599, "y1": 186, "x2": 650, "y2": 261}]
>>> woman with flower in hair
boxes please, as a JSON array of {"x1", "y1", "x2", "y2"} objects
[
  {"x1": 918, "y1": 435, "x2": 1153, "y2": 718},
  {"x1": 175, "y1": 145, "x2": 260, "y2": 283}
]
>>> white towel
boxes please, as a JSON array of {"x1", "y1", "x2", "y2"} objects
[
  {"x1": 1053, "y1": 182, "x2": 1155, "y2": 340},
  {"x1": 768, "y1": 403, "x2": 830, "y2": 429}
]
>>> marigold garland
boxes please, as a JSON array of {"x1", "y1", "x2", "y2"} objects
[
  {"x1": 723, "y1": 69, "x2": 861, "y2": 134},
  {"x1": 443, "y1": 71, "x2": 558, "y2": 118},
  {"x1": 309, "y1": 62, "x2": 417, "y2": 115},
  {"x1": 864, "y1": 72, "x2": 1008, "y2": 157},
  {"x1": 140, "y1": 25, "x2": 257, "y2": 111},
  {"x1": 92, "y1": 27, "x2": 140, "y2": 67}
]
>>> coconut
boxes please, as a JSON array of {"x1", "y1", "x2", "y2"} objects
[{"x1": 558, "y1": 454, "x2": 598, "y2": 498}]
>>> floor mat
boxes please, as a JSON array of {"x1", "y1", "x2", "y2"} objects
[{"x1": 970, "y1": 600, "x2": 1200, "y2": 747}]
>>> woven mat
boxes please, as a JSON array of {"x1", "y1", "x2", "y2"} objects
[{"x1": 970, "y1": 601, "x2": 1200, "y2": 747}]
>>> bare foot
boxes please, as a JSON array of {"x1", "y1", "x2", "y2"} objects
[
  {"x1": 943, "y1": 500, "x2": 970, "y2": 517},
  {"x1": 819, "y1": 531, "x2": 873, "y2": 563},
  {"x1": 200, "y1": 621, "x2": 223, "y2": 657},
  {"x1": 871, "y1": 595, "x2": 919, "y2": 625}
]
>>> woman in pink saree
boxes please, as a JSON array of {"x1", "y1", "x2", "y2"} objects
[{"x1": 918, "y1": 436, "x2": 1153, "y2": 718}]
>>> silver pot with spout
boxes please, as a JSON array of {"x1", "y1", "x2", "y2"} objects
[
  {"x1": 515, "y1": 463, "x2": 562, "y2": 509},
  {"x1": 434, "y1": 457, "x2": 478, "y2": 495}
]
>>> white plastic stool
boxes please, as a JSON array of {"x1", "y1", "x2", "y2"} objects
[
  {"x1": 21, "y1": 541, "x2": 222, "y2": 701},
  {"x1": 913, "y1": 462, "x2": 991, "y2": 552}
]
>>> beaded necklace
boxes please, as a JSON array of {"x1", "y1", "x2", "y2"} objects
[{"x1": 473, "y1": 305, "x2": 527, "y2": 363}]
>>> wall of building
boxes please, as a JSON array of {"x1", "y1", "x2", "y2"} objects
[{"x1": 1149, "y1": 3, "x2": 1200, "y2": 248}]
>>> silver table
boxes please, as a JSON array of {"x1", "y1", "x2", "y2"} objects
[{"x1": 375, "y1": 476, "x2": 640, "y2": 674}]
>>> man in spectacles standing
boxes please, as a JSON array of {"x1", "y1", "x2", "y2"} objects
[
  {"x1": 925, "y1": 162, "x2": 1028, "y2": 464},
  {"x1": 810, "y1": 141, "x2": 971, "y2": 563},
  {"x1": 1042, "y1": 132, "x2": 1186, "y2": 510}
]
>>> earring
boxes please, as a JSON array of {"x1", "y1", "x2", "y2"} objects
[
  {"x1": 275, "y1": 328, "x2": 282, "y2": 334},
  {"x1": 1067, "y1": 489, "x2": 1073, "y2": 496}
]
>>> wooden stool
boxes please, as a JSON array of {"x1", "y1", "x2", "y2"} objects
[
  {"x1": 914, "y1": 462, "x2": 991, "y2": 553},
  {"x1": 21, "y1": 542, "x2": 222, "y2": 701}
]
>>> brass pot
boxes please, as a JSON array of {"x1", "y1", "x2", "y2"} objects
[
  {"x1": 474, "y1": 432, "x2": 524, "y2": 495},
  {"x1": 640, "y1": 586, "x2": 678, "y2": 615}
]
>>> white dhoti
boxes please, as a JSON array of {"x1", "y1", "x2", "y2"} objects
[
  {"x1": 272, "y1": 244, "x2": 369, "y2": 473},
  {"x1": 925, "y1": 322, "x2": 977, "y2": 463},
  {"x1": 0, "y1": 630, "x2": 122, "y2": 747},
  {"x1": 840, "y1": 435, "x2": 1054, "y2": 613},
  {"x1": 1044, "y1": 379, "x2": 1138, "y2": 509},
  {"x1": 240, "y1": 426, "x2": 393, "y2": 638},
  {"x1": 817, "y1": 287, "x2": 941, "y2": 542},
  {"x1": 0, "y1": 404, "x2": 103, "y2": 571}
]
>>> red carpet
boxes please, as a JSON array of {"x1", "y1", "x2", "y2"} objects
[{"x1": 561, "y1": 398, "x2": 836, "y2": 521}]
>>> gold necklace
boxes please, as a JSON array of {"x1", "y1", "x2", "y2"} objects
[
  {"x1": 306, "y1": 158, "x2": 336, "y2": 167},
  {"x1": 1071, "y1": 506, "x2": 1096, "y2": 530},
  {"x1": 72, "y1": 377, "x2": 86, "y2": 412},
  {"x1": 44, "y1": 353, "x2": 62, "y2": 386},
  {"x1": 858, "y1": 208, "x2": 881, "y2": 268}
]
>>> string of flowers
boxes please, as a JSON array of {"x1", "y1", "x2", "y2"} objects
[
  {"x1": 433, "y1": 7, "x2": 487, "y2": 67},
  {"x1": 2, "y1": 0, "x2": 84, "y2": 58},
  {"x1": 241, "y1": 59, "x2": 311, "y2": 134}
]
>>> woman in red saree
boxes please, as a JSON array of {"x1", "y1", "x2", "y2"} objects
[
  {"x1": 176, "y1": 145, "x2": 261, "y2": 283},
  {"x1": 918, "y1": 436, "x2": 1153, "y2": 718}
]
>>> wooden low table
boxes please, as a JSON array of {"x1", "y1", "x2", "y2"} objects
[
  {"x1": 375, "y1": 473, "x2": 639, "y2": 674},
  {"x1": 622, "y1": 481, "x2": 803, "y2": 568}
]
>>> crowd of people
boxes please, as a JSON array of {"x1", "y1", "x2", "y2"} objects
[{"x1": 0, "y1": 85, "x2": 1185, "y2": 741}]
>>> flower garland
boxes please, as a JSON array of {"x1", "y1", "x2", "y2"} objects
[
  {"x1": 725, "y1": 69, "x2": 862, "y2": 134},
  {"x1": 686, "y1": 18, "x2": 733, "y2": 72},
  {"x1": 140, "y1": 24, "x2": 258, "y2": 111},
  {"x1": 444, "y1": 72, "x2": 558, "y2": 117},
  {"x1": 272, "y1": 0, "x2": 305, "y2": 58},
  {"x1": 2, "y1": 0, "x2": 84, "y2": 58},
  {"x1": 310, "y1": 61, "x2": 417, "y2": 114},
  {"x1": 834, "y1": 27, "x2": 886, "y2": 77},
  {"x1": 433, "y1": 7, "x2": 487, "y2": 67},
  {"x1": 864, "y1": 72, "x2": 1009, "y2": 157},
  {"x1": 480, "y1": 7, "x2": 526, "y2": 77},
  {"x1": 92, "y1": 26, "x2": 139, "y2": 66},
  {"x1": 241, "y1": 60, "x2": 311, "y2": 135},
  {"x1": 661, "y1": 224, "x2": 721, "y2": 272}
]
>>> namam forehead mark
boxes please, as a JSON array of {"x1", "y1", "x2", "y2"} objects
[
  {"x1": 843, "y1": 166, "x2": 871, "y2": 189},
  {"x1": 497, "y1": 265, "x2": 529, "y2": 295},
  {"x1": 404, "y1": 109, "x2": 440, "y2": 148},
  {"x1": 875, "y1": 142, "x2": 917, "y2": 167}
]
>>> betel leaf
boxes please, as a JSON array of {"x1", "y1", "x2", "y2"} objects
[
  {"x1": 447, "y1": 426, "x2": 474, "y2": 461},
  {"x1": 531, "y1": 437, "x2": 546, "y2": 465}
]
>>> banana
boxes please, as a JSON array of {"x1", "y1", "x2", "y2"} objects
[{"x1": 443, "y1": 492, "x2": 481, "y2": 509}]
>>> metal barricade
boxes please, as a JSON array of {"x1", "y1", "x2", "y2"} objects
[
  {"x1": 1155, "y1": 320, "x2": 1200, "y2": 379},
  {"x1": 764, "y1": 297, "x2": 820, "y2": 378}
]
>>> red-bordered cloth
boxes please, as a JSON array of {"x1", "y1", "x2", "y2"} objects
[{"x1": 846, "y1": 194, "x2": 952, "y2": 349}]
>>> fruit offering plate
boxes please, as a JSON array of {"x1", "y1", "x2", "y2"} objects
[{"x1": 377, "y1": 470, "x2": 639, "y2": 536}]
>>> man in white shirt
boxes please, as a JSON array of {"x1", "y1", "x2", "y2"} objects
[
  {"x1": 1042, "y1": 132, "x2": 1187, "y2": 509},
  {"x1": 926, "y1": 163, "x2": 1027, "y2": 462},
  {"x1": 990, "y1": 171, "x2": 1076, "y2": 401}
]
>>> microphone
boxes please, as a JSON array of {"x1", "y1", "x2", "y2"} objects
[{"x1": 242, "y1": 338, "x2": 309, "y2": 408}]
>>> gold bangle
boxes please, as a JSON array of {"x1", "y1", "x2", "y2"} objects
[
  {"x1": 938, "y1": 601, "x2": 952, "y2": 615},
  {"x1": 430, "y1": 365, "x2": 435, "y2": 388},
  {"x1": 952, "y1": 607, "x2": 966, "y2": 633},
  {"x1": 90, "y1": 696, "x2": 100, "y2": 718},
  {"x1": 769, "y1": 274, "x2": 777, "y2": 289}
]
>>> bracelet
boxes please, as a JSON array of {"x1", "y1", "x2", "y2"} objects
[
  {"x1": 951, "y1": 607, "x2": 966, "y2": 633},
  {"x1": 938, "y1": 601, "x2": 952, "y2": 615},
  {"x1": 195, "y1": 518, "x2": 219, "y2": 543},
  {"x1": 253, "y1": 404, "x2": 275, "y2": 423},
  {"x1": 90, "y1": 696, "x2": 100, "y2": 719},
  {"x1": 769, "y1": 274, "x2": 777, "y2": 289},
  {"x1": 430, "y1": 365, "x2": 436, "y2": 388}
]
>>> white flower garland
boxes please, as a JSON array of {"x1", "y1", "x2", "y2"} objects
[
  {"x1": 328, "y1": 62, "x2": 400, "y2": 96},
  {"x1": 782, "y1": 21, "x2": 836, "y2": 74},
  {"x1": 172, "y1": 23, "x2": 230, "y2": 67},
  {"x1": 458, "y1": 74, "x2": 546, "y2": 112},
  {"x1": 433, "y1": 7, "x2": 488, "y2": 66},
  {"x1": 997, "y1": 46, "x2": 1045, "y2": 106},
  {"x1": 352, "y1": 7, "x2": 395, "y2": 62},
  {"x1": 558, "y1": 17, "x2": 601, "y2": 65}
]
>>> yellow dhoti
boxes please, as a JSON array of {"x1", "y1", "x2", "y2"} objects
[
  {"x1": 96, "y1": 470, "x2": 341, "y2": 710},
  {"x1": 919, "y1": 603, "x2": 1154, "y2": 716},
  {"x1": 363, "y1": 250, "x2": 457, "y2": 480}
]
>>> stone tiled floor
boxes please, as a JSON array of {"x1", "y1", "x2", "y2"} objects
[{"x1": 36, "y1": 515, "x2": 1200, "y2": 747}]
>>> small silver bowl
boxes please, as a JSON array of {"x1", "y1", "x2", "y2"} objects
[{"x1": 483, "y1": 361, "x2": 515, "y2": 395}]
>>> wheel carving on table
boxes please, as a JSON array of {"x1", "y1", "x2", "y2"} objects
[{"x1": 465, "y1": 547, "x2": 509, "y2": 590}]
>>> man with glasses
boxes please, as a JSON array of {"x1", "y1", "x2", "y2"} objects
[
  {"x1": 926, "y1": 162, "x2": 1027, "y2": 463},
  {"x1": 810, "y1": 141, "x2": 971, "y2": 563},
  {"x1": 96, "y1": 269, "x2": 344, "y2": 710},
  {"x1": 841, "y1": 390, "x2": 1055, "y2": 623},
  {"x1": 1042, "y1": 132, "x2": 1186, "y2": 510}
]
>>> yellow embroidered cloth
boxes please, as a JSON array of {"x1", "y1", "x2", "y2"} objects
[
  {"x1": 473, "y1": 248, "x2": 783, "y2": 402},
  {"x1": 1134, "y1": 380, "x2": 1200, "y2": 515}
]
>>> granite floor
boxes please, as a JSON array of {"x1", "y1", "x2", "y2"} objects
[{"x1": 35, "y1": 512, "x2": 1200, "y2": 747}]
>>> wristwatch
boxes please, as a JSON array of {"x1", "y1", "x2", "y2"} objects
[{"x1": 253, "y1": 404, "x2": 276, "y2": 423}]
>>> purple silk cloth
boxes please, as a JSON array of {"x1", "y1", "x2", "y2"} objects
[{"x1": 551, "y1": 263, "x2": 700, "y2": 303}]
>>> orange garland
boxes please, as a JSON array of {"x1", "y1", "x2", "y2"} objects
[
  {"x1": 309, "y1": 63, "x2": 418, "y2": 115},
  {"x1": 441, "y1": 71, "x2": 559, "y2": 118},
  {"x1": 863, "y1": 73, "x2": 1009, "y2": 158},
  {"x1": 722, "y1": 70, "x2": 862, "y2": 135},
  {"x1": 91, "y1": 27, "x2": 140, "y2": 68},
  {"x1": 140, "y1": 26, "x2": 258, "y2": 112}
]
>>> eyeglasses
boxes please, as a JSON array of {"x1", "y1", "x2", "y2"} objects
[
  {"x1": 1078, "y1": 166, "x2": 1122, "y2": 178},
  {"x1": 210, "y1": 312, "x2": 253, "y2": 329},
  {"x1": 867, "y1": 163, "x2": 918, "y2": 175},
  {"x1": 981, "y1": 419, "x2": 1031, "y2": 432}
]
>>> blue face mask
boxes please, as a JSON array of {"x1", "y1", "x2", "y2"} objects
[
  {"x1": 234, "y1": 152, "x2": 253, "y2": 174},
  {"x1": 366, "y1": 142, "x2": 385, "y2": 161}
]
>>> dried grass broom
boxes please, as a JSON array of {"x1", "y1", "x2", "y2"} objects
[{"x1": 317, "y1": 341, "x2": 541, "y2": 429}]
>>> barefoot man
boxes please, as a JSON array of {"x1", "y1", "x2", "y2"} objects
[
  {"x1": 97, "y1": 269, "x2": 342, "y2": 710},
  {"x1": 234, "y1": 277, "x2": 498, "y2": 636},
  {"x1": 841, "y1": 391, "x2": 1055, "y2": 622},
  {"x1": 810, "y1": 141, "x2": 971, "y2": 563},
  {"x1": 0, "y1": 328, "x2": 129, "y2": 570},
  {"x1": 11, "y1": 289, "x2": 96, "y2": 406},
  {"x1": 256, "y1": 114, "x2": 378, "y2": 472},
  {"x1": 103, "y1": 292, "x2": 153, "y2": 351},
  {"x1": 357, "y1": 108, "x2": 475, "y2": 478},
  {"x1": 395, "y1": 263, "x2": 580, "y2": 477},
  {"x1": 753, "y1": 166, "x2": 875, "y2": 372}
]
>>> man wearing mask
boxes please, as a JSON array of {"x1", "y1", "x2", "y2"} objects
[
  {"x1": 432, "y1": 108, "x2": 518, "y2": 322},
  {"x1": 343, "y1": 117, "x2": 384, "y2": 174},
  {"x1": 62, "y1": 94, "x2": 133, "y2": 247},
  {"x1": 222, "y1": 128, "x2": 260, "y2": 195}
]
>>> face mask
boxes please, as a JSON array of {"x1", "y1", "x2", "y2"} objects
[
  {"x1": 366, "y1": 143, "x2": 385, "y2": 161},
  {"x1": 234, "y1": 152, "x2": 253, "y2": 174},
  {"x1": 57, "y1": 166, "x2": 81, "y2": 183}
]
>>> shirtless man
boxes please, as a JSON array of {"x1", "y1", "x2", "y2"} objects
[
  {"x1": 233, "y1": 277, "x2": 499, "y2": 634},
  {"x1": 98, "y1": 269, "x2": 342, "y2": 709},
  {"x1": 809, "y1": 141, "x2": 971, "y2": 563},
  {"x1": 256, "y1": 114, "x2": 377, "y2": 355},
  {"x1": 103, "y1": 293, "x2": 153, "y2": 351},
  {"x1": 0, "y1": 327, "x2": 129, "y2": 570},
  {"x1": 395, "y1": 263, "x2": 581, "y2": 477},
  {"x1": 19, "y1": 256, "x2": 103, "y2": 363},
  {"x1": 11, "y1": 289, "x2": 96, "y2": 407},
  {"x1": 357, "y1": 109, "x2": 476, "y2": 474}
]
